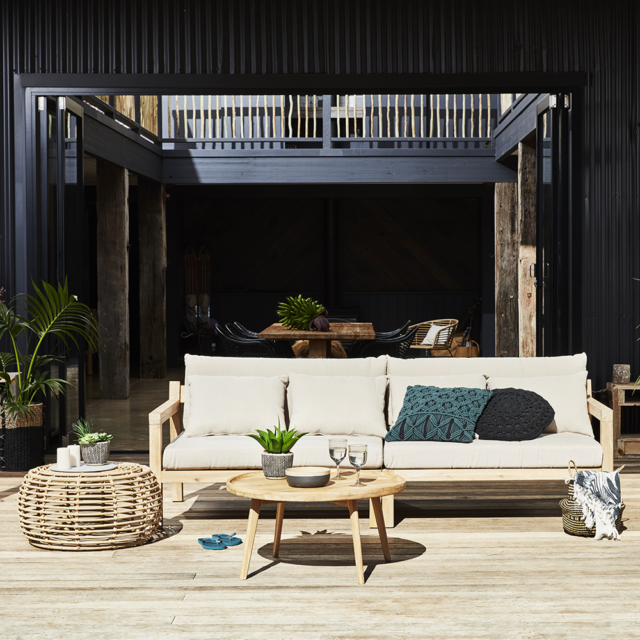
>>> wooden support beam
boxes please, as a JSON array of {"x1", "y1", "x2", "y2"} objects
[
  {"x1": 96, "y1": 159, "x2": 130, "y2": 399},
  {"x1": 517, "y1": 141, "x2": 537, "y2": 357},
  {"x1": 495, "y1": 182, "x2": 519, "y2": 357},
  {"x1": 138, "y1": 178, "x2": 167, "y2": 379}
]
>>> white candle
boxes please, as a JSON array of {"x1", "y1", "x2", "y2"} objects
[
  {"x1": 56, "y1": 448, "x2": 71, "y2": 470},
  {"x1": 68, "y1": 445, "x2": 81, "y2": 468}
]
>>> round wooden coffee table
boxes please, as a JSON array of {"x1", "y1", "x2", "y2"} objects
[{"x1": 226, "y1": 470, "x2": 406, "y2": 585}]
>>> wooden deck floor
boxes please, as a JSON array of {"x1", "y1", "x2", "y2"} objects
[{"x1": 1, "y1": 462, "x2": 639, "y2": 639}]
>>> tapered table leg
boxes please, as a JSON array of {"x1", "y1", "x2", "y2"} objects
[
  {"x1": 240, "y1": 499, "x2": 262, "y2": 580},
  {"x1": 348, "y1": 500, "x2": 365, "y2": 585},
  {"x1": 273, "y1": 502, "x2": 285, "y2": 557},
  {"x1": 370, "y1": 496, "x2": 391, "y2": 562}
]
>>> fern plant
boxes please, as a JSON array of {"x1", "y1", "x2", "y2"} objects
[
  {"x1": 0, "y1": 279, "x2": 99, "y2": 419},
  {"x1": 246, "y1": 418, "x2": 306, "y2": 454}
]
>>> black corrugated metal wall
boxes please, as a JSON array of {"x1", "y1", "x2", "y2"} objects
[{"x1": 1, "y1": 0, "x2": 639, "y2": 387}]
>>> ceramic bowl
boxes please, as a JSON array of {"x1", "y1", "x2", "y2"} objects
[{"x1": 285, "y1": 466, "x2": 331, "y2": 488}]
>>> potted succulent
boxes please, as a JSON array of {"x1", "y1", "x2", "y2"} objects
[
  {"x1": 247, "y1": 419, "x2": 306, "y2": 479},
  {"x1": 71, "y1": 419, "x2": 113, "y2": 465},
  {"x1": 0, "y1": 280, "x2": 98, "y2": 471}
]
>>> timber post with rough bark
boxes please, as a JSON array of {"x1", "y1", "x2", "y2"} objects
[
  {"x1": 138, "y1": 178, "x2": 167, "y2": 379},
  {"x1": 96, "y1": 159, "x2": 130, "y2": 399},
  {"x1": 495, "y1": 182, "x2": 519, "y2": 357},
  {"x1": 517, "y1": 141, "x2": 537, "y2": 357}
]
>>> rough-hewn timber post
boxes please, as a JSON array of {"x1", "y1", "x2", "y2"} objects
[
  {"x1": 138, "y1": 178, "x2": 167, "y2": 379},
  {"x1": 495, "y1": 182, "x2": 519, "y2": 357},
  {"x1": 517, "y1": 142, "x2": 536, "y2": 357},
  {"x1": 96, "y1": 159, "x2": 130, "y2": 399}
]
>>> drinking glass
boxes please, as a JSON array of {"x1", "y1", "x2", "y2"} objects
[
  {"x1": 329, "y1": 438, "x2": 347, "y2": 480},
  {"x1": 348, "y1": 444, "x2": 368, "y2": 486}
]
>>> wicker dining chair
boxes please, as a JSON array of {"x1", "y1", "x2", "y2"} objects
[
  {"x1": 408, "y1": 318, "x2": 459, "y2": 357},
  {"x1": 348, "y1": 320, "x2": 411, "y2": 358}
]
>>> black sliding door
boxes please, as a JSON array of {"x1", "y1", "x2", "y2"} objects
[
  {"x1": 536, "y1": 94, "x2": 576, "y2": 357},
  {"x1": 35, "y1": 96, "x2": 86, "y2": 440}
]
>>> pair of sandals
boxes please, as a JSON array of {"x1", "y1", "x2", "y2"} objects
[{"x1": 198, "y1": 532, "x2": 242, "y2": 550}]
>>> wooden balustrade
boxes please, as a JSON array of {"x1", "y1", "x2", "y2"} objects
[{"x1": 89, "y1": 94, "x2": 496, "y2": 147}]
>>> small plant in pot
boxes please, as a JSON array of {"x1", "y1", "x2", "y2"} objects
[
  {"x1": 247, "y1": 419, "x2": 306, "y2": 479},
  {"x1": 71, "y1": 419, "x2": 113, "y2": 465}
]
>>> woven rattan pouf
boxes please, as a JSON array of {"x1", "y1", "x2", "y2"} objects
[{"x1": 18, "y1": 463, "x2": 162, "y2": 551}]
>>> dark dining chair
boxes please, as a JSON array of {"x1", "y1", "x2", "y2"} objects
[
  {"x1": 348, "y1": 320, "x2": 411, "y2": 358},
  {"x1": 355, "y1": 325, "x2": 420, "y2": 359},
  {"x1": 231, "y1": 321, "x2": 295, "y2": 358},
  {"x1": 216, "y1": 325, "x2": 276, "y2": 358}
]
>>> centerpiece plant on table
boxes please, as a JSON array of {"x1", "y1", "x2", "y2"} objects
[
  {"x1": 71, "y1": 418, "x2": 113, "y2": 465},
  {"x1": 247, "y1": 419, "x2": 307, "y2": 479},
  {"x1": 0, "y1": 280, "x2": 98, "y2": 471},
  {"x1": 277, "y1": 295, "x2": 330, "y2": 331}
]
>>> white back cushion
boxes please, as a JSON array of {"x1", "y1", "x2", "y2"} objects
[
  {"x1": 288, "y1": 373, "x2": 388, "y2": 437},
  {"x1": 388, "y1": 374, "x2": 488, "y2": 425},
  {"x1": 487, "y1": 371, "x2": 593, "y2": 438},
  {"x1": 183, "y1": 355, "x2": 386, "y2": 428},
  {"x1": 185, "y1": 375, "x2": 287, "y2": 437},
  {"x1": 387, "y1": 353, "x2": 587, "y2": 378}
]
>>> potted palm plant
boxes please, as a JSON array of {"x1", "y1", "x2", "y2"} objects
[
  {"x1": 246, "y1": 419, "x2": 306, "y2": 479},
  {"x1": 0, "y1": 280, "x2": 98, "y2": 471}
]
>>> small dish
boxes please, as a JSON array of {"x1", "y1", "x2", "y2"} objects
[{"x1": 285, "y1": 466, "x2": 331, "y2": 488}]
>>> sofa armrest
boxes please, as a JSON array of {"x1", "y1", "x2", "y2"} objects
[
  {"x1": 148, "y1": 381, "x2": 183, "y2": 478},
  {"x1": 587, "y1": 396, "x2": 614, "y2": 472}
]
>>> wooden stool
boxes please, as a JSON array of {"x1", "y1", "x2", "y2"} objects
[{"x1": 18, "y1": 463, "x2": 162, "y2": 551}]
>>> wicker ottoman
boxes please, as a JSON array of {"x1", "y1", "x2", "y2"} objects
[{"x1": 18, "y1": 463, "x2": 162, "y2": 551}]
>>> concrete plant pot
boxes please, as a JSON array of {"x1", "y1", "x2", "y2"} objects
[
  {"x1": 81, "y1": 441, "x2": 110, "y2": 465},
  {"x1": 261, "y1": 451, "x2": 294, "y2": 479}
]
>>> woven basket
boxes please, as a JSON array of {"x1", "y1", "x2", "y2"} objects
[
  {"x1": 0, "y1": 403, "x2": 45, "y2": 471},
  {"x1": 454, "y1": 340, "x2": 480, "y2": 358},
  {"x1": 561, "y1": 460, "x2": 624, "y2": 537}
]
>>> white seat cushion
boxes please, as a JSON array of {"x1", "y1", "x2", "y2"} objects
[
  {"x1": 487, "y1": 371, "x2": 593, "y2": 438},
  {"x1": 383, "y1": 432, "x2": 603, "y2": 469},
  {"x1": 388, "y1": 374, "x2": 487, "y2": 425},
  {"x1": 184, "y1": 375, "x2": 287, "y2": 437},
  {"x1": 288, "y1": 373, "x2": 388, "y2": 437},
  {"x1": 163, "y1": 433, "x2": 383, "y2": 470},
  {"x1": 387, "y1": 353, "x2": 587, "y2": 378}
]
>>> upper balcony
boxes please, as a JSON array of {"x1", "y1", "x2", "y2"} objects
[{"x1": 80, "y1": 93, "x2": 520, "y2": 184}]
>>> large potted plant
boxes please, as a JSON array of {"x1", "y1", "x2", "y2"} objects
[
  {"x1": 0, "y1": 280, "x2": 98, "y2": 471},
  {"x1": 247, "y1": 419, "x2": 306, "y2": 479}
]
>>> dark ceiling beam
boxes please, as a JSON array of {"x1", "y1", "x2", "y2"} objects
[{"x1": 18, "y1": 72, "x2": 588, "y2": 95}]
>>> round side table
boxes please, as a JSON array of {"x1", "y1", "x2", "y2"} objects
[{"x1": 18, "y1": 463, "x2": 162, "y2": 551}]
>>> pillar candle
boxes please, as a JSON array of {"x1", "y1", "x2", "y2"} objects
[
  {"x1": 68, "y1": 445, "x2": 81, "y2": 468},
  {"x1": 56, "y1": 447, "x2": 71, "y2": 470}
]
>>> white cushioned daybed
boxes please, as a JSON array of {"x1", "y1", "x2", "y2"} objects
[{"x1": 149, "y1": 353, "x2": 613, "y2": 527}]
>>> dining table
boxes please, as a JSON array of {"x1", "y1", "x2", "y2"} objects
[{"x1": 258, "y1": 322, "x2": 375, "y2": 358}]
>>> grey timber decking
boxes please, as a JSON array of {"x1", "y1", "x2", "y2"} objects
[{"x1": 1, "y1": 461, "x2": 639, "y2": 639}]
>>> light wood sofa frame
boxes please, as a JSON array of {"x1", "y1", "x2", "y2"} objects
[{"x1": 149, "y1": 380, "x2": 614, "y2": 529}]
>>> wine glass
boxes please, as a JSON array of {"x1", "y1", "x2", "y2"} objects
[
  {"x1": 329, "y1": 438, "x2": 347, "y2": 480},
  {"x1": 348, "y1": 444, "x2": 368, "y2": 486}
]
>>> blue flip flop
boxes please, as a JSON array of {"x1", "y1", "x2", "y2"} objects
[
  {"x1": 198, "y1": 537, "x2": 227, "y2": 550},
  {"x1": 212, "y1": 532, "x2": 242, "y2": 546}
]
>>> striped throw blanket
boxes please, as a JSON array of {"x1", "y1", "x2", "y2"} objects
[{"x1": 567, "y1": 470, "x2": 622, "y2": 540}]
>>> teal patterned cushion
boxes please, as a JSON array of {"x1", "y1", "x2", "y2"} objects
[{"x1": 385, "y1": 386, "x2": 493, "y2": 444}]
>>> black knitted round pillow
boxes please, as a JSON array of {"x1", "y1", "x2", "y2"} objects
[{"x1": 475, "y1": 388, "x2": 555, "y2": 441}]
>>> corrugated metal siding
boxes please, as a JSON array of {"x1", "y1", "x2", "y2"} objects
[{"x1": 1, "y1": 0, "x2": 639, "y2": 387}]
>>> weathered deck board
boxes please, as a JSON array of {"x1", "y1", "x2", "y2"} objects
[{"x1": 1, "y1": 470, "x2": 639, "y2": 639}]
